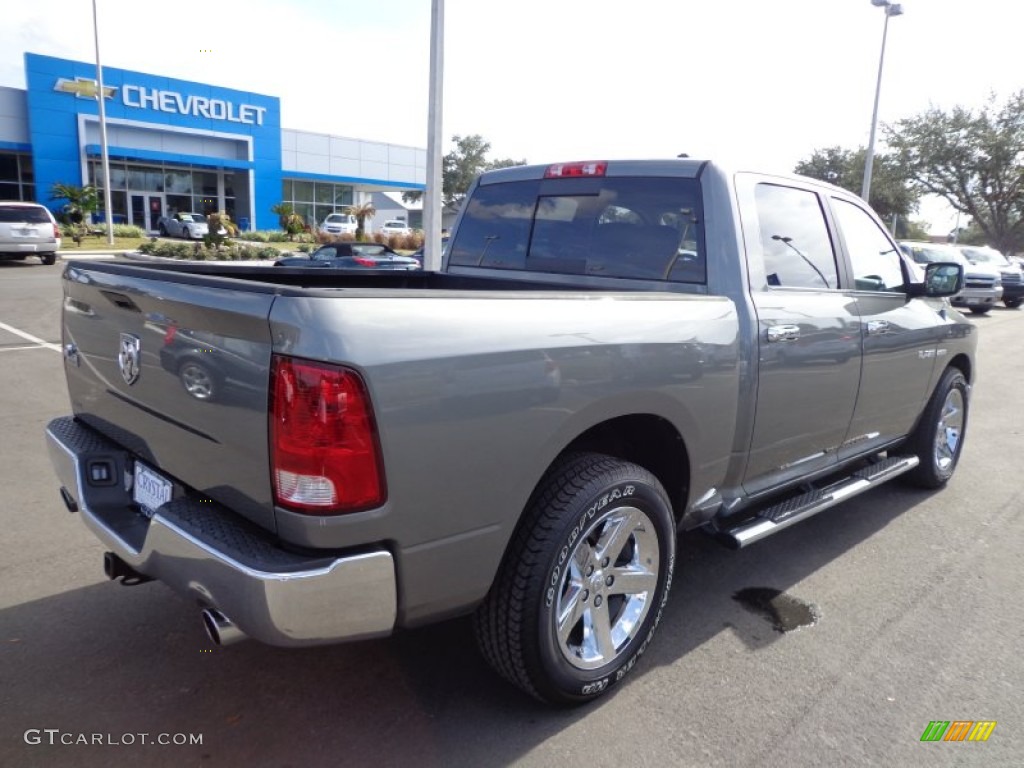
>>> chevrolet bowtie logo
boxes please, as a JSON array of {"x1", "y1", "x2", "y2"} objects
[{"x1": 54, "y1": 77, "x2": 117, "y2": 100}]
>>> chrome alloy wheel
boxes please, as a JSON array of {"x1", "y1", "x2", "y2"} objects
[
  {"x1": 554, "y1": 505, "x2": 660, "y2": 671},
  {"x1": 180, "y1": 362, "x2": 215, "y2": 400},
  {"x1": 934, "y1": 387, "x2": 964, "y2": 473}
]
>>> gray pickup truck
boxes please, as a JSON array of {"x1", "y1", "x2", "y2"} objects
[{"x1": 46, "y1": 159, "x2": 975, "y2": 705}]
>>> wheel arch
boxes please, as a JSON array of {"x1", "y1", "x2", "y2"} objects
[
  {"x1": 533, "y1": 413, "x2": 691, "y2": 526},
  {"x1": 947, "y1": 352, "x2": 972, "y2": 384}
]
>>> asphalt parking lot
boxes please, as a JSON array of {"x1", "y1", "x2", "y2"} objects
[{"x1": 0, "y1": 257, "x2": 1022, "y2": 767}]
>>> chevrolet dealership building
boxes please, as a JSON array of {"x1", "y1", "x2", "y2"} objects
[{"x1": 0, "y1": 53, "x2": 426, "y2": 231}]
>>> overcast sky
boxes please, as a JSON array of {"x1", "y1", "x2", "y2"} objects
[{"x1": 2, "y1": 0, "x2": 1021, "y2": 233}]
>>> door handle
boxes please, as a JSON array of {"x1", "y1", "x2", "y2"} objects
[
  {"x1": 766, "y1": 324, "x2": 801, "y2": 343},
  {"x1": 866, "y1": 320, "x2": 891, "y2": 336}
]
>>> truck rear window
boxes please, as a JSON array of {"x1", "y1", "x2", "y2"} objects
[{"x1": 448, "y1": 177, "x2": 705, "y2": 283}]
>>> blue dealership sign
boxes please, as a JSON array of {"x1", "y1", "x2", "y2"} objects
[{"x1": 24, "y1": 52, "x2": 282, "y2": 229}]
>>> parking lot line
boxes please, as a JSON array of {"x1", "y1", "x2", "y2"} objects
[{"x1": 0, "y1": 320, "x2": 61, "y2": 352}]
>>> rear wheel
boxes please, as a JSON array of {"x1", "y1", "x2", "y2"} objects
[
  {"x1": 475, "y1": 452, "x2": 675, "y2": 705},
  {"x1": 1004, "y1": 298, "x2": 1022, "y2": 309},
  {"x1": 178, "y1": 360, "x2": 217, "y2": 401},
  {"x1": 182, "y1": 227, "x2": 192, "y2": 240},
  {"x1": 968, "y1": 306, "x2": 991, "y2": 315},
  {"x1": 40, "y1": 253, "x2": 56, "y2": 265},
  {"x1": 903, "y1": 367, "x2": 969, "y2": 489}
]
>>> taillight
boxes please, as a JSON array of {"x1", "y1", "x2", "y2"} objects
[
  {"x1": 53, "y1": 223, "x2": 61, "y2": 239},
  {"x1": 544, "y1": 161, "x2": 607, "y2": 178},
  {"x1": 353, "y1": 256, "x2": 376, "y2": 267},
  {"x1": 163, "y1": 325, "x2": 178, "y2": 345},
  {"x1": 270, "y1": 355, "x2": 385, "y2": 514}
]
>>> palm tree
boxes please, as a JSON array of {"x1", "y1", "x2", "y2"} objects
[
  {"x1": 345, "y1": 203, "x2": 376, "y2": 241},
  {"x1": 50, "y1": 183, "x2": 99, "y2": 224}
]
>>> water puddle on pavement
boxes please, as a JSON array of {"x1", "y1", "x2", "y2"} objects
[{"x1": 732, "y1": 587, "x2": 820, "y2": 633}]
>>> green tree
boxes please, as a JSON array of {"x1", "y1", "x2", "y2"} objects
[
  {"x1": 50, "y1": 182, "x2": 99, "y2": 224},
  {"x1": 403, "y1": 134, "x2": 526, "y2": 207},
  {"x1": 884, "y1": 91, "x2": 1024, "y2": 254},
  {"x1": 345, "y1": 202, "x2": 377, "y2": 241},
  {"x1": 794, "y1": 146, "x2": 919, "y2": 223}
]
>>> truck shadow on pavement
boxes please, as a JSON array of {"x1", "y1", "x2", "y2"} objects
[{"x1": 0, "y1": 483, "x2": 926, "y2": 768}]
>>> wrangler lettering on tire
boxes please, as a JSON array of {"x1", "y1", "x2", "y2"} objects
[{"x1": 475, "y1": 452, "x2": 675, "y2": 705}]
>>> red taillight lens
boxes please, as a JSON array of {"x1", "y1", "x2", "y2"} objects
[
  {"x1": 270, "y1": 356, "x2": 385, "y2": 514},
  {"x1": 544, "y1": 161, "x2": 607, "y2": 178},
  {"x1": 53, "y1": 223, "x2": 61, "y2": 239},
  {"x1": 163, "y1": 325, "x2": 178, "y2": 345},
  {"x1": 353, "y1": 256, "x2": 376, "y2": 267}
]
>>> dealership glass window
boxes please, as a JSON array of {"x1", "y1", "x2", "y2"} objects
[
  {"x1": 165, "y1": 171, "x2": 192, "y2": 195},
  {"x1": 291, "y1": 180, "x2": 314, "y2": 202},
  {"x1": 224, "y1": 173, "x2": 234, "y2": 197},
  {"x1": 315, "y1": 182, "x2": 334, "y2": 204},
  {"x1": 0, "y1": 153, "x2": 36, "y2": 202},
  {"x1": 280, "y1": 179, "x2": 355, "y2": 228},
  {"x1": 196, "y1": 171, "x2": 217, "y2": 196}
]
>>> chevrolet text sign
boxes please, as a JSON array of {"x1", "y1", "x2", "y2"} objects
[
  {"x1": 121, "y1": 85, "x2": 267, "y2": 125},
  {"x1": 53, "y1": 77, "x2": 267, "y2": 126}
]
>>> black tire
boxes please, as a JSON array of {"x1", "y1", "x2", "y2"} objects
[
  {"x1": 1004, "y1": 298, "x2": 1022, "y2": 309},
  {"x1": 903, "y1": 367, "x2": 969, "y2": 489},
  {"x1": 475, "y1": 452, "x2": 675, "y2": 705},
  {"x1": 40, "y1": 253, "x2": 56, "y2": 265},
  {"x1": 968, "y1": 306, "x2": 991, "y2": 315},
  {"x1": 182, "y1": 227, "x2": 192, "y2": 240},
  {"x1": 158, "y1": 224, "x2": 167, "y2": 237}
]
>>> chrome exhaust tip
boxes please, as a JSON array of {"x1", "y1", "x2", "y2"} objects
[{"x1": 201, "y1": 608, "x2": 247, "y2": 647}]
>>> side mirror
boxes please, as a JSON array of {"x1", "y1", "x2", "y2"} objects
[{"x1": 908, "y1": 262, "x2": 963, "y2": 298}]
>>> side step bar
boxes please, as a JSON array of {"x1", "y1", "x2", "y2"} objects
[{"x1": 716, "y1": 455, "x2": 920, "y2": 549}]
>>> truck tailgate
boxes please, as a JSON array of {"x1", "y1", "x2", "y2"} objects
[{"x1": 61, "y1": 262, "x2": 278, "y2": 532}]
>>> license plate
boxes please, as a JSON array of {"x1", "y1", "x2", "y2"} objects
[{"x1": 133, "y1": 462, "x2": 172, "y2": 517}]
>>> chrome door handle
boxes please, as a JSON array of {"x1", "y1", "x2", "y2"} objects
[
  {"x1": 867, "y1": 320, "x2": 891, "y2": 336},
  {"x1": 766, "y1": 325, "x2": 801, "y2": 343}
]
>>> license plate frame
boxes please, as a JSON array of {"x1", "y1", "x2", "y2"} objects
[{"x1": 133, "y1": 462, "x2": 173, "y2": 518}]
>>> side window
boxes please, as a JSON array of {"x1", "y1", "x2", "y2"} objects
[
  {"x1": 754, "y1": 184, "x2": 838, "y2": 289},
  {"x1": 313, "y1": 247, "x2": 336, "y2": 260},
  {"x1": 832, "y1": 198, "x2": 905, "y2": 291}
]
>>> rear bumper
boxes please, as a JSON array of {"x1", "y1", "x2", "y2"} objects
[
  {"x1": 1, "y1": 241, "x2": 59, "y2": 253},
  {"x1": 45, "y1": 416, "x2": 397, "y2": 647}
]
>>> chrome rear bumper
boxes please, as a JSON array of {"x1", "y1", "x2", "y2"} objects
[{"x1": 45, "y1": 416, "x2": 396, "y2": 647}]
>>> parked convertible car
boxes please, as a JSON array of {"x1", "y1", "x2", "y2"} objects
[
  {"x1": 157, "y1": 212, "x2": 221, "y2": 240},
  {"x1": 274, "y1": 242, "x2": 422, "y2": 270}
]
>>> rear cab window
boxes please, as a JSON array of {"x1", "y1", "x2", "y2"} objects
[{"x1": 448, "y1": 175, "x2": 705, "y2": 283}]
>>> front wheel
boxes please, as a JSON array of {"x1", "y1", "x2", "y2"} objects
[
  {"x1": 475, "y1": 453, "x2": 675, "y2": 705},
  {"x1": 182, "y1": 227, "x2": 192, "y2": 240},
  {"x1": 903, "y1": 367, "x2": 969, "y2": 489},
  {"x1": 968, "y1": 306, "x2": 991, "y2": 315},
  {"x1": 1004, "y1": 298, "x2": 1022, "y2": 309}
]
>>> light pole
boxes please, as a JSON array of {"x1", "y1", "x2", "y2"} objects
[
  {"x1": 92, "y1": 0, "x2": 114, "y2": 245},
  {"x1": 422, "y1": 0, "x2": 444, "y2": 272},
  {"x1": 861, "y1": 0, "x2": 903, "y2": 203}
]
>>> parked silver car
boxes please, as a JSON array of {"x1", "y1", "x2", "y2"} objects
[
  {"x1": 0, "y1": 201, "x2": 61, "y2": 265},
  {"x1": 158, "y1": 212, "x2": 214, "y2": 240}
]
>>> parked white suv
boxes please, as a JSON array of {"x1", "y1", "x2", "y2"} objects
[
  {"x1": 321, "y1": 213, "x2": 357, "y2": 235},
  {"x1": 0, "y1": 202, "x2": 61, "y2": 265},
  {"x1": 379, "y1": 220, "x2": 411, "y2": 236}
]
